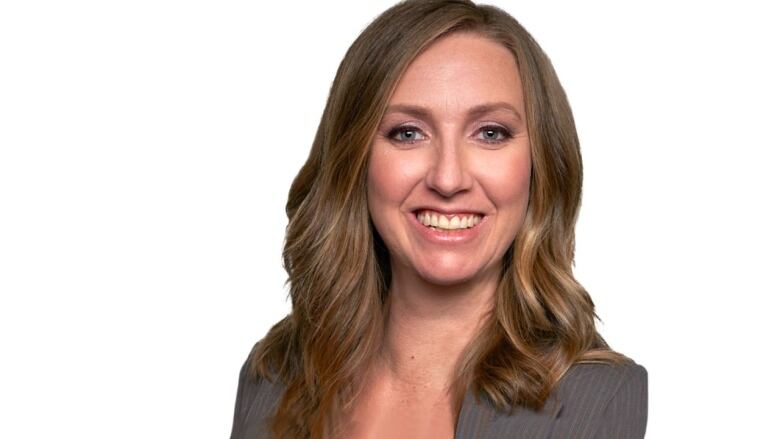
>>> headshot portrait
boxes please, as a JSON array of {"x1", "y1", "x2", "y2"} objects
[
  {"x1": 231, "y1": 1, "x2": 647, "y2": 438},
  {"x1": 3, "y1": 0, "x2": 778, "y2": 438}
]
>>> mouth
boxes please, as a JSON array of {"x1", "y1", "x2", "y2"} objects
[
  {"x1": 413, "y1": 209, "x2": 484, "y2": 231},
  {"x1": 408, "y1": 209, "x2": 487, "y2": 244}
]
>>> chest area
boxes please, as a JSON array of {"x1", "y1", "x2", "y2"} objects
[{"x1": 341, "y1": 379, "x2": 457, "y2": 439}]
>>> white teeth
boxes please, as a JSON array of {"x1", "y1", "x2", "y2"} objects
[{"x1": 415, "y1": 211, "x2": 484, "y2": 230}]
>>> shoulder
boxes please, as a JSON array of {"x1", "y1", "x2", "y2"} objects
[
  {"x1": 461, "y1": 360, "x2": 647, "y2": 439},
  {"x1": 556, "y1": 360, "x2": 648, "y2": 404},
  {"x1": 230, "y1": 343, "x2": 287, "y2": 439},
  {"x1": 548, "y1": 360, "x2": 648, "y2": 439}
]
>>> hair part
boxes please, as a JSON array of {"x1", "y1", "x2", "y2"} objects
[{"x1": 251, "y1": 1, "x2": 631, "y2": 437}]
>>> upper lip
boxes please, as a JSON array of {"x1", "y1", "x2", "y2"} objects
[{"x1": 412, "y1": 206, "x2": 486, "y2": 217}]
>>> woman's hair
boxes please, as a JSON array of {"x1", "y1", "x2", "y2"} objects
[{"x1": 250, "y1": 0, "x2": 630, "y2": 437}]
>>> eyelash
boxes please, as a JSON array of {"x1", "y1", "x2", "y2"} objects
[{"x1": 385, "y1": 124, "x2": 514, "y2": 145}]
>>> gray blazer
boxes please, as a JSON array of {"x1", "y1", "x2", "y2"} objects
[{"x1": 230, "y1": 353, "x2": 648, "y2": 438}]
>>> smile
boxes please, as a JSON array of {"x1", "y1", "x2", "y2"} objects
[
  {"x1": 409, "y1": 209, "x2": 487, "y2": 244},
  {"x1": 415, "y1": 209, "x2": 484, "y2": 230}
]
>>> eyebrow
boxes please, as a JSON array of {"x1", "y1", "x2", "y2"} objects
[{"x1": 383, "y1": 101, "x2": 523, "y2": 121}]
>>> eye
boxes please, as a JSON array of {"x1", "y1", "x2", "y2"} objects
[
  {"x1": 476, "y1": 125, "x2": 513, "y2": 144},
  {"x1": 386, "y1": 125, "x2": 426, "y2": 144}
]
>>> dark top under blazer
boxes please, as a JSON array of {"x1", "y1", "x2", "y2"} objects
[{"x1": 229, "y1": 351, "x2": 648, "y2": 439}]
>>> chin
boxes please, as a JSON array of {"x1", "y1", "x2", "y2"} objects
[{"x1": 415, "y1": 262, "x2": 481, "y2": 286}]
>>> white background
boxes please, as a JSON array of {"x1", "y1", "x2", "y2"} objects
[{"x1": 1, "y1": 1, "x2": 778, "y2": 437}]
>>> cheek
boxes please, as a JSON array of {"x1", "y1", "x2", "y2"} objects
[
  {"x1": 366, "y1": 146, "x2": 424, "y2": 213},
  {"x1": 478, "y1": 148, "x2": 533, "y2": 213}
]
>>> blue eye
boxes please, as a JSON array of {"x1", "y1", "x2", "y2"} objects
[
  {"x1": 386, "y1": 125, "x2": 425, "y2": 144},
  {"x1": 385, "y1": 124, "x2": 512, "y2": 145},
  {"x1": 478, "y1": 125, "x2": 512, "y2": 144}
]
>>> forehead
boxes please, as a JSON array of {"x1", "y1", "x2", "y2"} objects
[{"x1": 387, "y1": 32, "x2": 524, "y2": 113}]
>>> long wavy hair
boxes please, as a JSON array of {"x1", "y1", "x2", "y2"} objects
[{"x1": 250, "y1": 0, "x2": 630, "y2": 437}]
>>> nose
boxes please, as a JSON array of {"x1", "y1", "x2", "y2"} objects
[{"x1": 424, "y1": 135, "x2": 473, "y2": 197}]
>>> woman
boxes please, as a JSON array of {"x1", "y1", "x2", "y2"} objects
[{"x1": 231, "y1": 1, "x2": 647, "y2": 438}]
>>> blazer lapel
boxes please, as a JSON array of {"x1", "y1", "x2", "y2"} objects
[
  {"x1": 455, "y1": 389, "x2": 495, "y2": 439},
  {"x1": 455, "y1": 388, "x2": 564, "y2": 438}
]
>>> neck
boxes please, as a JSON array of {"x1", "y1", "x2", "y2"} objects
[{"x1": 376, "y1": 263, "x2": 498, "y2": 392}]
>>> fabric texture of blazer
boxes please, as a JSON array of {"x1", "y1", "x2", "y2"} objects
[{"x1": 229, "y1": 349, "x2": 648, "y2": 439}]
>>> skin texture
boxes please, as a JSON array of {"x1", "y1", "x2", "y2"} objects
[{"x1": 350, "y1": 32, "x2": 533, "y2": 438}]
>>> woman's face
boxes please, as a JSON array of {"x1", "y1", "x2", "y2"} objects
[{"x1": 367, "y1": 32, "x2": 532, "y2": 287}]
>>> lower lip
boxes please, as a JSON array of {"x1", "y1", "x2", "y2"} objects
[{"x1": 407, "y1": 212, "x2": 487, "y2": 244}]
